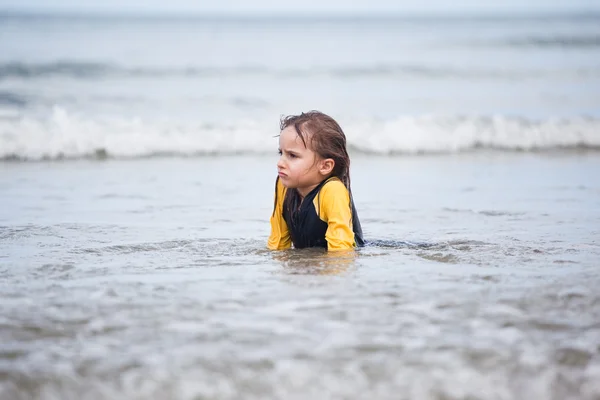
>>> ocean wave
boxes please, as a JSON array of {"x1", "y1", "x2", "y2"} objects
[
  {"x1": 503, "y1": 35, "x2": 600, "y2": 48},
  {"x1": 1, "y1": 108, "x2": 599, "y2": 161},
  {"x1": 0, "y1": 90, "x2": 28, "y2": 107},
  {"x1": 1, "y1": 61, "x2": 599, "y2": 81}
]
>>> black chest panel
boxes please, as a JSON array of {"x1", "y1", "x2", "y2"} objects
[{"x1": 282, "y1": 180, "x2": 364, "y2": 249}]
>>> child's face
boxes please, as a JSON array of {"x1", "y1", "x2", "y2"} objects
[{"x1": 277, "y1": 126, "x2": 327, "y2": 197}]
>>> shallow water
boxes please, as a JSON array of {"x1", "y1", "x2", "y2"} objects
[
  {"x1": 2, "y1": 155, "x2": 599, "y2": 399},
  {"x1": 2, "y1": 11, "x2": 600, "y2": 399}
]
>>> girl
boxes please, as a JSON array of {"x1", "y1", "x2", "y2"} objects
[{"x1": 268, "y1": 111, "x2": 364, "y2": 251}]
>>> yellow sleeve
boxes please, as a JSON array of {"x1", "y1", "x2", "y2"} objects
[
  {"x1": 316, "y1": 179, "x2": 356, "y2": 251},
  {"x1": 267, "y1": 177, "x2": 292, "y2": 250}
]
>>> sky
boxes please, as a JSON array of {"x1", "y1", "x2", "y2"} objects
[{"x1": 0, "y1": 0, "x2": 598, "y2": 15}]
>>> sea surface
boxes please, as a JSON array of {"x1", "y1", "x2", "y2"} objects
[{"x1": 1, "y1": 12, "x2": 600, "y2": 400}]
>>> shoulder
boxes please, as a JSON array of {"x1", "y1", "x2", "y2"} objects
[
  {"x1": 315, "y1": 177, "x2": 353, "y2": 224},
  {"x1": 315, "y1": 178, "x2": 351, "y2": 218},
  {"x1": 320, "y1": 178, "x2": 349, "y2": 198}
]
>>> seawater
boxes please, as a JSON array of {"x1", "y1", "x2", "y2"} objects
[
  {"x1": 1, "y1": 12, "x2": 600, "y2": 400},
  {"x1": 0, "y1": 13, "x2": 599, "y2": 159}
]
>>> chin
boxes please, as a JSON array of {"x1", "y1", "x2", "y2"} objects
[
  {"x1": 278, "y1": 177, "x2": 294, "y2": 188},
  {"x1": 281, "y1": 182, "x2": 297, "y2": 189}
]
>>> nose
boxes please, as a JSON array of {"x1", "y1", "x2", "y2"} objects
[{"x1": 277, "y1": 156, "x2": 285, "y2": 169}]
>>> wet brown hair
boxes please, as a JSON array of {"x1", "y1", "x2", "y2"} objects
[
  {"x1": 274, "y1": 110, "x2": 353, "y2": 215},
  {"x1": 280, "y1": 110, "x2": 351, "y2": 188}
]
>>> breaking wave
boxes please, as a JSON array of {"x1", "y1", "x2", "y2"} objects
[{"x1": 1, "y1": 108, "x2": 599, "y2": 161}]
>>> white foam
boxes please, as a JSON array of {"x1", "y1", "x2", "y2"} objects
[
  {"x1": 1, "y1": 107, "x2": 599, "y2": 161},
  {"x1": 0, "y1": 107, "x2": 274, "y2": 160},
  {"x1": 347, "y1": 115, "x2": 600, "y2": 154}
]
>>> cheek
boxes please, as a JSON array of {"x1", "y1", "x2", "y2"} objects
[
  {"x1": 290, "y1": 161, "x2": 306, "y2": 176},
  {"x1": 289, "y1": 157, "x2": 311, "y2": 173}
]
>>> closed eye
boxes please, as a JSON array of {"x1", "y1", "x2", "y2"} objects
[{"x1": 278, "y1": 149, "x2": 282, "y2": 156}]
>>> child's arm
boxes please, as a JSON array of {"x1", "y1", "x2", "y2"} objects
[
  {"x1": 267, "y1": 178, "x2": 292, "y2": 250},
  {"x1": 318, "y1": 180, "x2": 356, "y2": 251}
]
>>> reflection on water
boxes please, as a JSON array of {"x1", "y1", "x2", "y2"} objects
[
  {"x1": 269, "y1": 240, "x2": 438, "y2": 276},
  {"x1": 271, "y1": 248, "x2": 357, "y2": 275}
]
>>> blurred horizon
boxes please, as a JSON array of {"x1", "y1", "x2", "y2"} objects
[
  {"x1": 2, "y1": 10, "x2": 600, "y2": 18},
  {"x1": 0, "y1": 0, "x2": 599, "y2": 16}
]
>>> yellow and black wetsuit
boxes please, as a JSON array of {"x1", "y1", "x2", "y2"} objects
[{"x1": 268, "y1": 176, "x2": 364, "y2": 251}]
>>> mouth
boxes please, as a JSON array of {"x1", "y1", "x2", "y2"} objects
[{"x1": 278, "y1": 171, "x2": 287, "y2": 178}]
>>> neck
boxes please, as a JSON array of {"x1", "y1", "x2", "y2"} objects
[
  {"x1": 297, "y1": 183, "x2": 319, "y2": 199},
  {"x1": 297, "y1": 176, "x2": 335, "y2": 199}
]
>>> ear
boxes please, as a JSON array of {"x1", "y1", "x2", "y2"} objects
[{"x1": 318, "y1": 158, "x2": 335, "y2": 176}]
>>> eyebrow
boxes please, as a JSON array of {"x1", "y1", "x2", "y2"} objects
[{"x1": 280, "y1": 148, "x2": 299, "y2": 155}]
